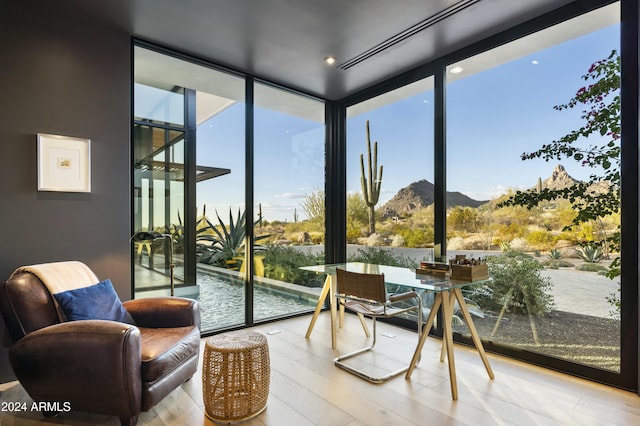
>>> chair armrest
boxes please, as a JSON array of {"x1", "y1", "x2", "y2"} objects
[
  {"x1": 389, "y1": 291, "x2": 419, "y2": 303},
  {"x1": 9, "y1": 320, "x2": 141, "y2": 419},
  {"x1": 123, "y1": 297, "x2": 200, "y2": 329}
]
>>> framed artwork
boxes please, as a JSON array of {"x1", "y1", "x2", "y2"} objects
[{"x1": 37, "y1": 133, "x2": 91, "y2": 192}]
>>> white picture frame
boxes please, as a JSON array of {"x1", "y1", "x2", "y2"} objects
[{"x1": 37, "y1": 133, "x2": 91, "y2": 193}]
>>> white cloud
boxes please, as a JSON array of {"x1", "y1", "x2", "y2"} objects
[{"x1": 275, "y1": 192, "x2": 305, "y2": 199}]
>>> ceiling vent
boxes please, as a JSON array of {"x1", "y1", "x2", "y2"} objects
[{"x1": 338, "y1": 0, "x2": 481, "y2": 70}]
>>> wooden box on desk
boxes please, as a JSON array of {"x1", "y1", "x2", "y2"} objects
[
  {"x1": 416, "y1": 262, "x2": 450, "y2": 277},
  {"x1": 450, "y1": 263, "x2": 489, "y2": 281}
]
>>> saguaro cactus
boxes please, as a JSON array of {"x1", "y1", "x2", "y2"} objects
[{"x1": 360, "y1": 120, "x2": 383, "y2": 235}]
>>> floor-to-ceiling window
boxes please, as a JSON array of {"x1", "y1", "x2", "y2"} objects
[
  {"x1": 192, "y1": 68, "x2": 247, "y2": 331},
  {"x1": 253, "y1": 83, "x2": 326, "y2": 321},
  {"x1": 446, "y1": 3, "x2": 621, "y2": 373},
  {"x1": 335, "y1": 0, "x2": 630, "y2": 389},
  {"x1": 133, "y1": 45, "x2": 249, "y2": 331},
  {"x1": 344, "y1": 78, "x2": 435, "y2": 323},
  {"x1": 345, "y1": 78, "x2": 435, "y2": 265},
  {"x1": 133, "y1": 46, "x2": 189, "y2": 297},
  {"x1": 133, "y1": 44, "x2": 321, "y2": 333}
]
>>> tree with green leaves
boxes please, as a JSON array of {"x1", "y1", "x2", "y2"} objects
[{"x1": 498, "y1": 50, "x2": 621, "y2": 280}]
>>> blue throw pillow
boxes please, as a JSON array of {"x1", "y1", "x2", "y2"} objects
[{"x1": 53, "y1": 279, "x2": 136, "y2": 325}]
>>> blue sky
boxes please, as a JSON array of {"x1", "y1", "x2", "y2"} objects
[{"x1": 194, "y1": 22, "x2": 620, "y2": 224}]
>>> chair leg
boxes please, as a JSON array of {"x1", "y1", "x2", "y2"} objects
[
  {"x1": 121, "y1": 415, "x2": 138, "y2": 426},
  {"x1": 334, "y1": 316, "x2": 410, "y2": 384}
]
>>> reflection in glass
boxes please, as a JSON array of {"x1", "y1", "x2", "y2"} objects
[{"x1": 253, "y1": 82, "x2": 326, "y2": 322}]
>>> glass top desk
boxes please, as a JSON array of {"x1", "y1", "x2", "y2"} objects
[{"x1": 301, "y1": 262, "x2": 494, "y2": 399}]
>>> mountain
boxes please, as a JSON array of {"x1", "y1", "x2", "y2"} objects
[
  {"x1": 532, "y1": 164, "x2": 609, "y2": 194},
  {"x1": 378, "y1": 179, "x2": 487, "y2": 219},
  {"x1": 377, "y1": 164, "x2": 608, "y2": 220},
  {"x1": 536, "y1": 164, "x2": 579, "y2": 191}
]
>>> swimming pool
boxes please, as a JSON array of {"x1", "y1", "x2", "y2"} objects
[{"x1": 195, "y1": 268, "x2": 319, "y2": 332}]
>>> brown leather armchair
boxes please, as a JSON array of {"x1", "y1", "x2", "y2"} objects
[{"x1": 0, "y1": 264, "x2": 201, "y2": 426}]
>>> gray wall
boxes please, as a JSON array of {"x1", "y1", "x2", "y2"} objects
[{"x1": 0, "y1": 4, "x2": 131, "y2": 381}]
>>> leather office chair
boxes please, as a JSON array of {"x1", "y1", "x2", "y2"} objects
[
  {"x1": 0, "y1": 261, "x2": 201, "y2": 426},
  {"x1": 334, "y1": 267, "x2": 422, "y2": 383}
]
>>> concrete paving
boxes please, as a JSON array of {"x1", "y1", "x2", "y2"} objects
[{"x1": 542, "y1": 267, "x2": 618, "y2": 318}]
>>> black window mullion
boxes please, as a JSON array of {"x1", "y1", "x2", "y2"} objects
[
  {"x1": 245, "y1": 77, "x2": 255, "y2": 326},
  {"x1": 184, "y1": 89, "x2": 197, "y2": 288},
  {"x1": 325, "y1": 101, "x2": 347, "y2": 264}
]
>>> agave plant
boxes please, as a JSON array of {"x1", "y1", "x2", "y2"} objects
[
  {"x1": 197, "y1": 208, "x2": 270, "y2": 267},
  {"x1": 547, "y1": 248, "x2": 563, "y2": 260},
  {"x1": 575, "y1": 244, "x2": 603, "y2": 263},
  {"x1": 170, "y1": 206, "x2": 215, "y2": 254}
]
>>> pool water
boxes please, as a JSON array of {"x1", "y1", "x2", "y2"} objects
[{"x1": 196, "y1": 270, "x2": 317, "y2": 332}]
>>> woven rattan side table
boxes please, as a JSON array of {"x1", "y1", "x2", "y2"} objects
[{"x1": 202, "y1": 330, "x2": 270, "y2": 423}]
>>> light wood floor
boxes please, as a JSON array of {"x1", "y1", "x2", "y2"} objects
[{"x1": 1, "y1": 312, "x2": 639, "y2": 425}]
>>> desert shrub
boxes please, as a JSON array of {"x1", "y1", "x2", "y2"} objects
[
  {"x1": 575, "y1": 222, "x2": 596, "y2": 242},
  {"x1": 399, "y1": 226, "x2": 433, "y2": 248},
  {"x1": 309, "y1": 232, "x2": 324, "y2": 244},
  {"x1": 347, "y1": 192, "x2": 369, "y2": 226},
  {"x1": 509, "y1": 237, "x2": 530, "y2": 252},
  {"x1": 480, "y1": 251, "x2": 555, "y2": 316},
  {"x1": 447, "y1": 236, "x2": 466, "y2": 250},
  {"x1": 493, "y1": 222, "x2": 527, "y2": 241},
  {"x1": 575, "y1": 263, "x2": 608, "y2": 273},
  {"x1": 526, "y1": 230, "x2": 555, "y2": 250},
  {"x1": 347, "y1": 246, "x2": 417, "y2": 269},
  {"x1": 346, "y1": 222, "x2": 364, "y2": 243},
  {"x1": 391, "y1": 234, "x2": 405, "y2": 247},
  {"x1": 366, "y1": 233, "x2": 384, "y2": 246},
  {"x1": 540, "y1": 259, "x2": 573, "y2": 268},
  {"x1": 262, "y1": 245, "x2": 325, "y2": 287},
  {"x1": 606, "y1": 284, "x2": 621, "y2": 319},
  {"x1": 448, "y1": 206, "x2": 479, "y2": 232},
  {"x1": 301, "y1": 187, "x2": 325, "y2": 230}
]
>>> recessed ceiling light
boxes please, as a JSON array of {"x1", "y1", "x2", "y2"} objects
[
  {"x1": 532, "y1": 60, "x2": 539, "y2": 65},
  {"x1": 450, "y1": 66, "x2": 463, "y2": 74},
  {"x1": 324, "y1": 56, "x2": 336, "y2": 65}
]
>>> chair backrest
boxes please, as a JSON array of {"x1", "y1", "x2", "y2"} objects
[
  {"x1": 0, "y1": 261, "x2": 103, "y2": 343},
  {"x1": 336, "y1": 268, "x2": 386, "y2": 304},
  {"x1": 0, "y1": 272, "x2": 61, "y2": 343}
]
